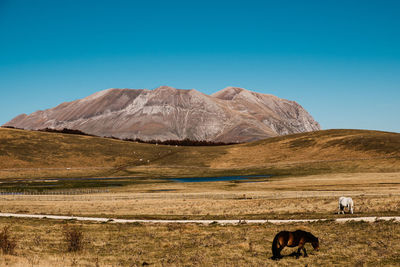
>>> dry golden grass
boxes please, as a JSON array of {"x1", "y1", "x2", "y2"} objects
[
  {"x1": 0, "y1": 173, "x2": 398, "y2": 220},
  {"x1": 0, "y1": 128, "x2": 185, "y2": 171},
  {"x1": 1, "y1": 128, "x2": 400, "y2": 181},
  {"x1": 210, "y1": 129, "x2": 400, "y2": 170},
  {"x1": 0, "y1": 217, "x2": 399, "y2": 266}
]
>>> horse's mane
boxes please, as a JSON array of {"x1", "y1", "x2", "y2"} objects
[
  {"x1": 304, "y1": 231, "x2": 318, "y2": 242},
  {"x1": 293, "y1": 230, "x2": 317, "y2": 241}
]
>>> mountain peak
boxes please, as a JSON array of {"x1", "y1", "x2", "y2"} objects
[
  {"x1": 154, "y1": 86, "x2": 177, "y2": 92},
  {"x1": 212, "y1": 87, "x2": 248, "y2": 100}
]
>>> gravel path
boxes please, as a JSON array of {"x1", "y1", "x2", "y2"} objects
[{"x1": 0, "y1": 213, "x2": 399, "y2": 224}]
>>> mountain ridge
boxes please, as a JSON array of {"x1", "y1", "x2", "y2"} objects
[{"x1": 4, "y1": 86, "x2": 321, "y2": 142}]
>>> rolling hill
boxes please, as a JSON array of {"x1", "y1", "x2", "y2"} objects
[{"x1": 0, "y1": 127, "x2": 399, "y2": 179}]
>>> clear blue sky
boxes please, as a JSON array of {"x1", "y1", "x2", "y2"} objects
[{"x1": 1, "y1": 0, "x2": 399, "y2": 132}]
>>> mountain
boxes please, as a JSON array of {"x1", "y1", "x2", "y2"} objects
[{"x1": 4, "y1": 86, "x2": 320, "y2": 142}]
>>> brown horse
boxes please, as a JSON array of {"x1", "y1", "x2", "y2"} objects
[{"x1": 271, "y1": 230, "x2": 319, "y2": 260}]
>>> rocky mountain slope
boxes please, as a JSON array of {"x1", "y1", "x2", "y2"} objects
[{"x1": 4, "y1": 86, "x2": 320, "y2": 142}]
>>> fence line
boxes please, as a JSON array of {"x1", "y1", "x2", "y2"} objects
[
  {"x1": 0, "y1": 191, "x2": 398, "y2": 201},
  {"x1": 0, "y1": 189, "x2": 109, "y2": 196}
]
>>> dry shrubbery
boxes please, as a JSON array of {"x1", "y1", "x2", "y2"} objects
[
  {"x1": 0, "y1": 226, "x2": 17, "y2": 254},
  {"x1": 63, "y1": 225, "x2": 84, "y2": 252},
  {"x1": 37, "y1": 127, "x2": 237, "y2": 146}
]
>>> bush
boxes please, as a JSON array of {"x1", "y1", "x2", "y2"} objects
[
  {"x1": 0, "y1": 226, "x2": 17, "y2": 254},
  {"x1": 63, "y1": 225, "x2": 84, "y2": 252},
  {"x1": 38, "y1": 128, "x2": 94, "y2": 137},
  {"x1": 35, "y1": 127, "x2": 239, "y2": 146}
]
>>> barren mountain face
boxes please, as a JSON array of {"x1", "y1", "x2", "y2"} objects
[{"x1": 4, "y1": 86, "x2": 320, "y2": 142}]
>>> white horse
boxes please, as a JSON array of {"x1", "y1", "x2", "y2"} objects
[{"x1": 338, "y1": 197, "x2": 354, "y2": 214}]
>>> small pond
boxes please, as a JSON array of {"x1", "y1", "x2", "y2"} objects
[{"x1": 169, "y1": 175, "x2": 270, "y2": 183}]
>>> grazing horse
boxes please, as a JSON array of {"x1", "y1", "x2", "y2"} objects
[
  {"x1": 271, "y1": 230, "x2": 319, "y2": 260},
  {"x1": 338, "y1": 196, "x2": 354, "y2": 214}
]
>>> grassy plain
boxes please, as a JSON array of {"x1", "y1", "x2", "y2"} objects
[
  {"x1": 0, "y1": 218, "x2": 399, "y2": 266},
  {"x1": 1, "y1": 128, "x2": 400, "y2": 266},
  {"x1": 0, "y1": 173, "x2": 399, "y2": 220}
]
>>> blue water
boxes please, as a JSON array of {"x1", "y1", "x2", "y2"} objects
[{"x1": 170, "y1": 175, "x2": 270, "y2": 183}]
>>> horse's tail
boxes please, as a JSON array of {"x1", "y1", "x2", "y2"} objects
[
  {"x1": 350, "y1": 199, "x2": 354, "y2": 214},
  {"x1": 271, "y1": 234, "x2": 281, "y2": 260}
]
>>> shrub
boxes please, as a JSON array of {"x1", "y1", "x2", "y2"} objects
[
  {"x1": 0, "y1": 226, "x2": 17, "y2": 254},
  {"x1": 63, "y1": 225, "x2": 84, "y2": 252}
]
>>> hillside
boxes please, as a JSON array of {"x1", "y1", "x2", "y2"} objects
[
  {"x1": 0, "y1": 128, "x2": 399, "y2": 180},
  {"x1": 148, "y1": 129, "x2": 400, "y2": 176},
  {"x1": 3, "y1": 86, "x2": 320, "y2": 142},
  {"x1": 211, "y1": 129, "x2": 400, "y2": 166},
  {"x1": 0, "y1": 127, "x2": 184, "y2": 169}
]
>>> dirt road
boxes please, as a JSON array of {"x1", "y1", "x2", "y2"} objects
[{"x1": 0, "y1": 212, "x2": 398, "y2": 224}]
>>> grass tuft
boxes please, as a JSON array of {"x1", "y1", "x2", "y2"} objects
[
  {"x1": 0, "y1": 226, "x2": 17, "y2": 254},
  {"x1": 63, "y1": 225, "x2": 84, "y2": 252}
]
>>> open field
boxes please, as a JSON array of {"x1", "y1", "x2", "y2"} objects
[
  {"x1": 1, "y1": 128, "x2": 399, "y2": 265},
  {"x1": 0, "y1": 173, "x2": 398, "y2": 220},
  {"x1": 0, "y1": 217, "x2": 399, "y2": 266}
]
